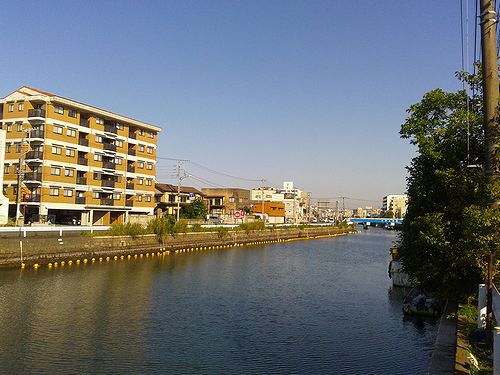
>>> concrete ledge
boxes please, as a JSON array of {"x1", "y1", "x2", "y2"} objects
[{"x1": 428, "y1": 301, "x2": 458, "y2": 375}]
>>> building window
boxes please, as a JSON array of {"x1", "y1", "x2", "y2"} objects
[
  {"x1": 95, "y1": 135, "x2": 103, "y2": 143},
  {"x1": 95, "y1": 117, "x2": 104, "y2": 125},
  {"x1": 146, "y1": 163, "x2": 153, "y2": 170},
  {"x1": 113, "y1": 193, "x2": 121, "y2": 200},
  {"x1": 18, "y1": 103, "x2": 24, "y2": 111},
  {"x1": 137, "y1": 178, "x2": 143, "y2": 185},
  {"x1": 93, "y1": 172, "x2": 101, "y2": 180},
  {"x1": 148, "y1": 131, "x2": 154, "y2": 139},
  {"x1": 53, "y1": 125, "x2": 63, "y2": 134},
  {"x1": 229, "y1": 197, "x2": 235, "y2": 203},
  {"x1": 115, "y1": 139, "x2": 123, "y2": 147},
  {"x1": 64, "y1": 189, "x2": 73, "y2": 197},
  {"x1": 147, "y1": 146, "x2": 153, "y2": 154},
  {"x1": 94, "y1": 154, "x2": 103, "y2": 162},
  {"x1": 114, "y1": 158, "x2": 123, "y2": 165},
  {"x1": 116, "y1": 123, "x2": 124, "y2": 130},
  {"x1": 52, "y1": 146, "x2": 62, "y2": 155},
  {"x1": 16, "y1": 143, "x2": 21, "y2": 153},
  {"x1": 65, "y1": 148, "x2": 76, "y2": 157},
  {"x1": 6, "y1": 123, "x2": 12, "y2": 132},
  {"x1": 5, "y1": 144, "x2": 11, "y2": 153},
  {"x1": 138, "y1": 129, "x2": 145, "y2": 136},
  {"x1": 3, "y1": 165, "x2": 9, "y2": 174},
  {"x1": 51, "y1": 167, "x2": 61, "y2": 175},
  {"x1": 138, "y1": 144, "x2": 145, "y2": 152},
  {"x1": 93, "y1": 191, "x2": 100, "y2": 199},
  {"x1": 68, "y1": 109, "x2": 77, "y2": 118},
  {"x1": 16, "y1": 123, "x2": 23, "y2": 132},
  {"x1": 64, "y1": 169, "x2": 75, "y2": 177},
  {"x1": 8, "y1": 103, "x2": 14, "y2": 112},
  {"x1": 137, "y1": 161, "x2": 144, "y2": 169},
  {"x1": 67, "y1": 128, "x2": 76, "y2": 137},
  {"x1": 54, "y1": 106, "x2": 64, "y2": 114},
  {"x1": 145, "y1": 195, "x2": 151, "y2": 202},
  {"x1": 137, "y1": 194, "x2": 143, "y2": 202},
  {"x1": 50, "y1": 187, "x2": 60, "y2": 196},
  {"x1": 146, "y1": 179, "x2": 152, "y2": 186}
]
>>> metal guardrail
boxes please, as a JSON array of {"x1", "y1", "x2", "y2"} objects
[{"x1": 0, "y1": 226, "x2": 110, "y2": 233}]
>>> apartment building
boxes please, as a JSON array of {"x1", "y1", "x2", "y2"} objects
[
  {"x1": 0, "y1": 86, "x2": 160, "y2": 225},
  {"x1": 382, "y1": 194, "x2": 408, "y2": 219},
  {"x1": 202, "y1": 188, "x2": 250, "y2": 218}
]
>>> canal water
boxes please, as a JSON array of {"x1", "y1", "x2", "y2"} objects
[{"x1": 0, "y1": 229, "x2": 438, "y2": 374}]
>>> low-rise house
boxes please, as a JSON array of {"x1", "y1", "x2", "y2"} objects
[
  {"x1": 251, "y1": 201, "x2": 285, "y2": 224},
  {"x1": 155, "y1": 183, "x2": 203, "y2": 216},
  {"x1": 202, "y1": 188, "x2": 250, "y2": 221}
]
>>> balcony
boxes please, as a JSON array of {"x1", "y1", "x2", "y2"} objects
[
  {"x1": 24, "y1": 172, "x2": 42, "y2": 182},
  {"x1": 78, "y1": 157, "x2": 88, "y2": 166},
  {"x1": 103, "y1": 143, "x2": 116, "y2": 152},
  {"x1": 125, "y1": 200, "x2": 133, "y2": 207},
  {"x1": 100, "y1": 198, "x2": 114, "y2": 206},
  {"x1": 26, "y1": 194, "x2": 41, "y2": 202},
  {"x1": 102, "y1": 161, "x2": 116, "y2": 170},
  {"x1": 127, "y1": 165, "x2": 135, "y2": 173},
  {"x1": 75, "y1": 197, "x2": 86, "y2": 204},
  {"x1": 129, "y1": 132, "x2": 136, "y2": 139},
  {"x1": 128, "y1": 148, "x2": 136, "y2": 156},
  {"x1": 104, "y1": 125, "x2": 117, "y2": 134},
  {"x1": 76, "y1": 177, "x2": 87, "y2": 185},
  {"x1": 78, "y1": 138, "x2": 89, "y2": 147},
  {"x1": 126, "y1": 182, "x2": 134, "y2": 190},
  {"x1": 101, "y1": 180, "x2": 115, "y2": 188},
  {"x1": 29, "y1": 129, "x2": 44, "y2": 140},
  {"x1": 25, "y1": 151, "x2": 43, "y2": 160},
  {"x1": 80, "y1": 119, "x2": 89, "y2": 127},
  {"x1": 27, "y1": 109, "x2": 46, "y2": 119}
]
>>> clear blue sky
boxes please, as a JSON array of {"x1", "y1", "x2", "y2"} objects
[{"x1": 0, "y1": 1, "x2": 470, "y2": 207}]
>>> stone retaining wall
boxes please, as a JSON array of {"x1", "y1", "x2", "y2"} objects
[{"x1": 0, "y1": 227, "x2": 354, "y2": 268}]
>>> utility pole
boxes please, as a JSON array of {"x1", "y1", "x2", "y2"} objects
[
  {"x1": 261, "y1": 179, "x2": 265, "y2": 222},
  {"x1": 176, "y1": 162, "x2": 189, "y2": 221},
  {"x1": 15, "y1": 132, "x2": 27, "y2": 226},
  {"x1": 479, "y1": 0, "x2": 499, "y2": 346}
]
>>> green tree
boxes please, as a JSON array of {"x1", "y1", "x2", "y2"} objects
[
  {"x1": 398, "y1": 71, "x2": 499, "y2": 299},
  {"x1": 180, "y1": 197, "x2": 207, "y2": 219},
  {"x1": 383, "y1": 210, "x2": 395, "y2": 218}
]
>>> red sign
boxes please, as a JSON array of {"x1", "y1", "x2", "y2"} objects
[{"x1": 234, "y1": 210, "x2": 245, "y2": 219}]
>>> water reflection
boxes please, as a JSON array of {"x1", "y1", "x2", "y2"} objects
[{"x1": 0, "y1": 229, "x2": 438, "y2": 374}]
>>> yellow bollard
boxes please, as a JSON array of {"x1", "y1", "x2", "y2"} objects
[
  {"x1": 61, "y1": 261, "x2": 65, "y2": 266},
  {"x1": 146, "y1": 253, "x2": 149, "y2": 257},
  {"x1": 106, "y1": 256, "x2": 110, "y2": 261},
  {"x1": 76, "y1": 259, "x2": 81, "y2": 264},
  {"x1": 68, "y1": 260, "x2": 73, "y2": 265},
  {"x1": 33, "y1": 263, "x2": 39, "y2": 269},
  {"x1": 91, "y1": 258, "x2": 96, "y2": 262},
  {"x1": 134, "y1": 254, "x2": 138, "y2": 259},
  {"x1": 83, "y1": 259, "x2": 88, "y2": 264},
  {"x1": 99, "y1": 257, "x2": 103, "y2": 262},
  {"x1": 48, "y1": 263, "x2": 53, "y2": 268},
  {"x1": 114, "y1": 256, "x2": 118, "y2": 260},
  {"x1": 140, "y1": 254, "x2": 143, "y2": 258},
  {"x1": 127, "y1": 255, "x2": 131, "y2": 259},
  {"x1": 54, "y1": 262, "x2": 59, "y2": 267},
  {"x1": 120, "y1": 255, "x2": 124, "y2": 260},
  {"x1": 21, "y1": 263, "x2": 26, "y2": 269}
]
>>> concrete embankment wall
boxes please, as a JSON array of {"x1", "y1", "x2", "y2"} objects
[{"x1": 0, "y1": 227, "x2": 354, "y2": 269}]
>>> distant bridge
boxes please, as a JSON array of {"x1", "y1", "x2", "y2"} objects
[{"x1": 349, "y1": 218, "x2": 403, "y2": 225}]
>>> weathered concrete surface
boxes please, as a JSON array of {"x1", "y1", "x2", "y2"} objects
[
  {"x1": 0, "y1": 227, "x2": 354, "y2": 268},
  {"x1": 428, "y1": 301, "x2": 458, "y2": 375}
]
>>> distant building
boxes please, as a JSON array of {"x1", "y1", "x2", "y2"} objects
[
  {"x1": 382, "y1": 194, "x2": 408, "y2": 218},
  {"x1": 155, "y1": 183, "x2": 204, "y2": 216},
  {"x1": 202, "y1": 188, "x2": 250, "y2": 219},
  {"x1": 251, "y1": 201, "x2": 285, "y2": 224}
]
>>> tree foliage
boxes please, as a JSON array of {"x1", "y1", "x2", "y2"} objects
[
  {"x1": 398, "y1": 71, "x2": 499, "y2": 299},
  {"x1": 180, "y1": 198, "x2": 207, "y2": 219}
]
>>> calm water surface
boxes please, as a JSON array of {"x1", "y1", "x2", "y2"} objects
[{"x1": 0, "y1": 229, "x2": 437, "y2": 374}]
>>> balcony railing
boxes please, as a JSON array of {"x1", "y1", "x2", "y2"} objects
[
  {"x1": 75, "y1": 197, "x2": 86, "y2": 204},
  {"x1": 78, "y1": 157, "x2": 88, "y2": 166},
  {"x1": 104, "y1": 125, "x2": 117, "y2": 134},
  {"x1": 128, "y1": 148, "x2": 136, "y2": 156},
  {"x1": 26, "y1": 151, "x2": 43, "y2": 160},
  {"x1": 127, "y1": 165, "x2": 135, "y2": 173},
  {"x1": 26, "y1": 194, "x2": 41, "y2": 202},
  {"x1": 126, "y1": 182, "x2": 134, "y2": 190},
  {"x1": 29, "y1": 129, "x2": 44, "y2": 139},
  {"x1": 80, "y1": 119, "x2": 89, "y2": 127},
  {"x1": 101, "y1": 180, "x2": 115, "y2": 188},
  {"x1": 125, "y1": 200, "x2": 133, "y2": 207},
  {"x1": 28, "y1": 109, "x2": 46, "y2": 118},
  {"x1": 102, "y1": 161, "x2": 116, "y2": 170},
  {"x1": 103, "y1": 143, "x2": 116, "y2": 152},
  {"x1": 100, "y1": 198, "x2": 114, "y2": 206},
  {"x1": 76, "y1": 177, "x2": 87, "y2": 185},
  {"x1": 24, "y1": 172, "x2": 42, "y2": 182},
  {"x1": 78, "y1": 138, "x2": 89, "y2": 147}
]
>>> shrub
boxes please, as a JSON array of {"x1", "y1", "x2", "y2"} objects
[{"x1": 107, "y1": 222, "x2": 145, "y2": 238}]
